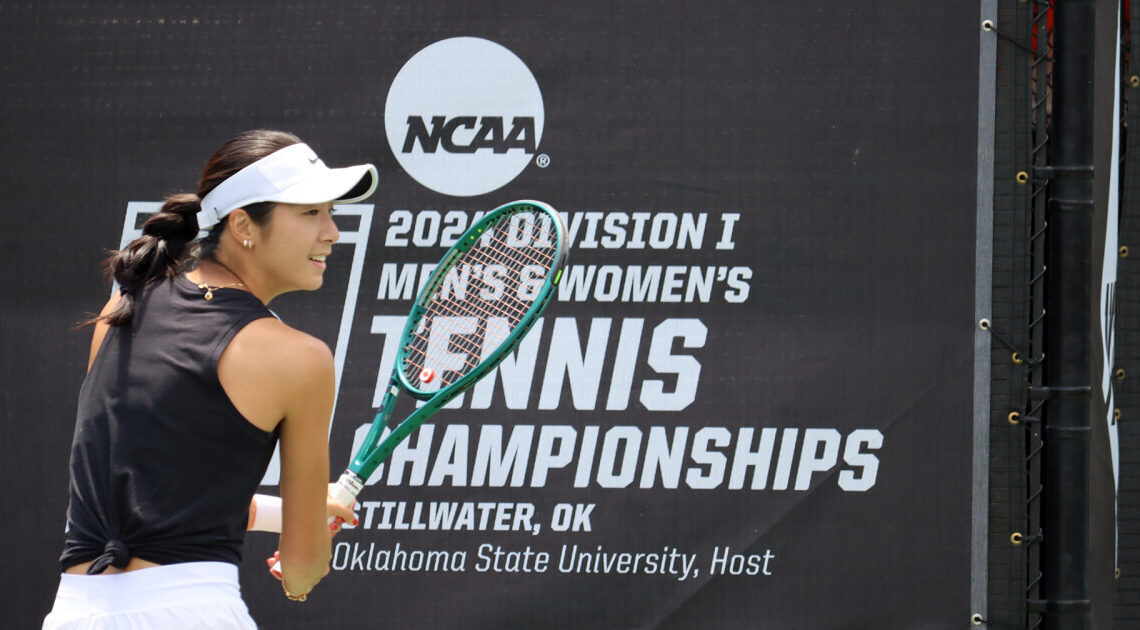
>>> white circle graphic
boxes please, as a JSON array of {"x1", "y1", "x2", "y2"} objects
[{"x1": 385, "y1": 37, "x2": 544, "y2": 197}]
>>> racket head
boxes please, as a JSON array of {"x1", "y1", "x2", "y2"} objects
[
  {"x1": 394, "y1": 199, "x2": 568, "y2": 401},
  {"x1": 346, "y1": 200, "x2": 568, "y2": 482}
]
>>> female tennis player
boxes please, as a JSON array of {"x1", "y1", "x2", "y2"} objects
[{"x1": 43, "y1": 129, "x2": 375, "y2": 629}]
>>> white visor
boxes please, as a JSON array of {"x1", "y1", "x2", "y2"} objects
[{"x1": 196, "y1": 143, "x2": 378, "y2": 229}]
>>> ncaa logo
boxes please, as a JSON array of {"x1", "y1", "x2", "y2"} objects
[{"x1": 385, "y1": 37, "x2": 545, "y2": 197}]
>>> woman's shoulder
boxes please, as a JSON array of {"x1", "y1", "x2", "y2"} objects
[
  {"x1": 216, "y1": 316, "x2": 335, "y2": 431},
  {"x1": 227, "y1": 317, "x2": 334, "y2": 382}
]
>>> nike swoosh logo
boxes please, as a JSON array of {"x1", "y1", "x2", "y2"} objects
[{"x1": 308, "y1": 157, "x2": 319, "y2": 164}]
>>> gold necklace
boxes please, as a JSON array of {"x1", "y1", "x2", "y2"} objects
[
  {"x1": 197, "y1": 259, "x2": 247, "y2": 301},
  {"x1": 197, "y1": 279, "x2": 244, "y2": 301}
]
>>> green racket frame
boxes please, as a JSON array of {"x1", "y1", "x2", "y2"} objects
[{"x1": 339, "y1": 200, "x2": 568, "y2": 496}]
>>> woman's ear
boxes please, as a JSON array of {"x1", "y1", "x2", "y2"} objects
[{"x1": 226, "y1": 208, "x2": 255, "y2": 245}]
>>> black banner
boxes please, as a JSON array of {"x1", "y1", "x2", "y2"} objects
[{"x1": 2, "y1": 3, "x2": 984, "y2": 627}]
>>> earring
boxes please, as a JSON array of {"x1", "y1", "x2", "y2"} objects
[{"x1": 242, "y1": 240, "x2": 253, "y2": 249}]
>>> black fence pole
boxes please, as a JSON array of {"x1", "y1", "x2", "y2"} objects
[{"x1": 1034, "y1": 1, "x2": 1096, "y2": 628}]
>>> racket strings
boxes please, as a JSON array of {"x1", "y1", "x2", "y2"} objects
[
  {"x1": 410, "y1": 262, "x2": 533, "y2": 377},
  {"x1": 455, "y1": 254, "x2": 535, "y2": 320},
  {"x1": 429, "y1": 299, "x2": 513, "y2": 343},
  {"x1": 477, "y1": 230, "x2": 556, "y2": 270},
  {"x1": 414, "y1": 268, "x2": 531, "y2": 364},
  {"x1": 434, "y1": 256, "x2": 532, "y2": 321},
  {"x1": 413, "y1": 298, "x2": 510, "y2": 360},
  {"x1": 403, "y1": 210, "x2": 559, "y2": 388},
  {"x1": 407, "y1": 329, "x2": 483, "y2": 376}
]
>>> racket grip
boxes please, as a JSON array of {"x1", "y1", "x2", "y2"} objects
[
  {"x1": 269, "y1": 471, "x2": 364, "y2": 577},
  {"x1": 329, "y1": 470, "x2": 363, "y2": 512}
]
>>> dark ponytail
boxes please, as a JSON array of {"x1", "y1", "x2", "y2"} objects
[
  {"x1": 91, "y1": 194, "x2": 201, "y2": 326},
  {"x1": 87, "y1": 129, "x2": 302, "y2": 327}
]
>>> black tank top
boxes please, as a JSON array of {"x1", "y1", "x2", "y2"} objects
[{"x1": 61, "y1": 275, "x2": 278, "y2": 573}]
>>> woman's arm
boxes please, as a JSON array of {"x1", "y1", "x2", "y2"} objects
[
  {"x1": 275, "y1": 335, "x2": 337, "y2": 596},
  {"x1": 87, "y1": 292, "x2": 122, "y2": 371},
  {"x1": 218, "y1": 318, "x2": 339, "y2": 598}
]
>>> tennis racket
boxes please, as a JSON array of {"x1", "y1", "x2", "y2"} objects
[{"x1": 271, "y1": 200, "x2": 568, "y2": 571}]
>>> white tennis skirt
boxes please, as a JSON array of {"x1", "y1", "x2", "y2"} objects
[{"x1": 43, "y1": 561, "x2": 257, "y2": 630}]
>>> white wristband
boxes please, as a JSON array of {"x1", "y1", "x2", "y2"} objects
[{"x1": 251, "y1": 494, "x2": 283, "y2": 533}]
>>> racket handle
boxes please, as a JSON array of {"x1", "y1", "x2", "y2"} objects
[
  {"x1": 269, "y1": 471, "x2": 364, "y2": 577},
  {"x1": 329, "y1": 470, "x2": 364, "y2": 510}
]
